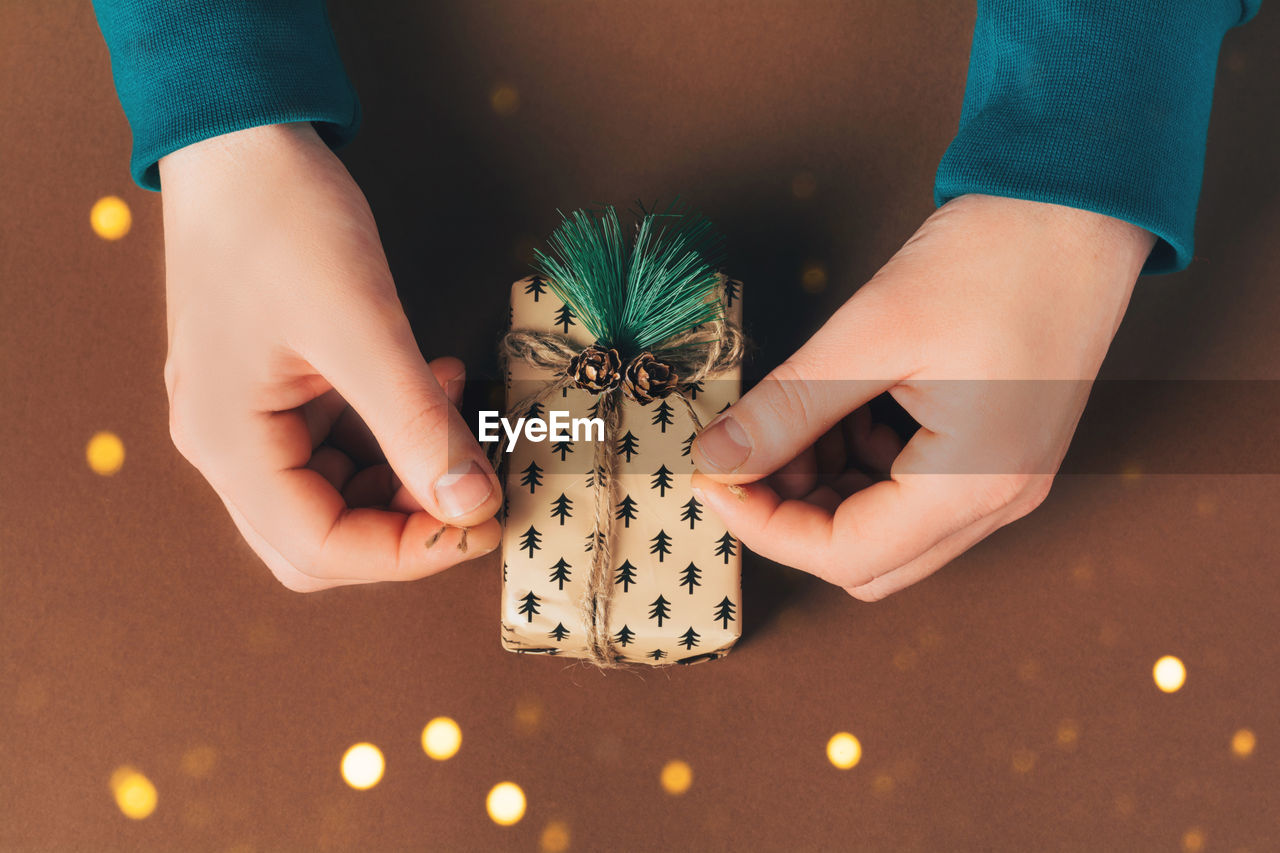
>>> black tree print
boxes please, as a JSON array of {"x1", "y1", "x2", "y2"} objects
[
  {"x1": 617, "y1": 431, "x2": 640, "y2": 463},
  {"x1": 548, "y1": 557, "x2": 572, "y2": 590},
  {"x1": 586, "y1": 396, "x2": 603, "y2": 419},
  {"x1": 679, "y1": 562, "x2": 702, "y2": 594},
  {"x1": 524, "y1": 275, "x2": 548, "y2": 301},
  {"x1": 550, "y1": 492, "x2": 573, "y2": 525},
  {"x1": 651, "y1": 400, "x2": 674, "y2": 432},
  {"x1": 681, "y1": 431, "x2": 696, "y2": 457},
  {"x1": 648, "y1": 594, "x2": 671, "y2": 627},
  {"x1": 686, "y1": 379, "x2": 704, "y2": 400},
  {"x1": 518, "y1": 591, "x2": 541, "y2": 622},
  {"x1": 614, "y1": 624, "x2": 636, "y2": 647},
  {"x1": 519, "y1": 525, "x2": 542, "y2": 558},
  {"x1": 680, "y1": 496, "x2": 703, "y2": 529},
  {"x1": 585, "y1": 464, "x2": 605, "y2": 488},
  {"x1": 548, "y1": 622, "x2": 570, "y2": 641},
  {"x1": 713, "y1": 596, "x2": 737, "y2": 629},
  {"x1": 651, "y1": 465, "x2": 674, "y2": 497},
  {"x1": 715, "y1": 532, "x2": 738, "y2": 564},
  {"x1": 650, "y1": 529, "x2": 673, "y2": 562},
  {"x1": 723, "y1": 277, "x2": 740, "y2": 308},
  {"x1": 526, "y1": 401, "x2": 545, "y2": 420},
  {"x1": 553, "y1": 303, "x2": 575, "y2": 333},
  {"x1": 614, "y1": 559, "x2": 638, "y2": 592},
  {"x1": 550, "y1": 439, "x2": 574, "y2": 462},
  {"x1": 615, "y1": 494, "x2": 639, "y2": 527},
  {"x1": 520, "y1": 460, "x2": 544, "y2": 493},
  {"x1": 585, "y1": 528, "x2": 605, "y2": 552},
  {"x1": 678, "y1": 626, "x2": 701, "y2": 649},
  {"x1": 649, "y1": 648, "x2": 667, "y2": 661}
]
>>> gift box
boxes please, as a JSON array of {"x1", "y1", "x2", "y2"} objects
[{"x1": 496, "y1": 225, "x2": 744, "y2": 665}]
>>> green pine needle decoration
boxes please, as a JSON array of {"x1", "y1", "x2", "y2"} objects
[{"x1": 531, "y1": 199, "x2": 726, "y2": 356}]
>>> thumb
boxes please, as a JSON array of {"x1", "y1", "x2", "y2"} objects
[
  {"x1": 691, "y1": 294, "x2": 902, "y2": 484},
  {"x1": 301, "y1": 299, "x2": 502, "y2": 526}
]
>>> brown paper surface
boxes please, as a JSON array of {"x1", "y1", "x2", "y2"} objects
[{"x1": 499, "y1": 275, "x2": 743, "y2": 664}]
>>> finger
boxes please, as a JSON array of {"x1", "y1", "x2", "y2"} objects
[
  {"x1": 326, "y1": 357, "x2": 464, "y2": 465},
  {"x1": 692, "y1": 292, "x2": 904, "y2": 483},
  {"x1": 692, "y1": 431, "x2": 992, "y2": 588},
  {"x1": 768, "y1": 447, "x2": 818, "y2": 500},
  {"x1": 301, "y1": 388, "x2": 349, "y2": 450},
  {"x1": 305, "y1": 445, "x2": 357, "y2": 491},
  {"x1": 298, "y1": 302, "x2": 500, "y2": 526},
  {"x1": 342, "y1": 463, "x2": 397, "y2": 508}
]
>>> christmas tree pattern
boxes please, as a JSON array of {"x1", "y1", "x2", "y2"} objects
[
  {"x1": 681, "y1": 496, "x2": 703, "y2": 529},
  {"x1": 548, "y1": 557, "x2": 572, "y2": 589},
  {"x1": 679, "y1": 562, "x2": 702, "y2": 594},
  {"x1": 651, "y1": 400, "x2": 675, "y2": 432},
  {"x1": 651, "y1": 465, "x2": 674, "y2": 497},
  {"x1": 520, "y1": 460, "x2": 544, "y2": 493},
  {"x1": 550, "y1": 492, "x2": 573, "y2": 525},
  {"x1": 524, "y1": 275, "x2": 548, "y2": 301},
  {"x1": 614, "y1": 625, "x2": 636, "y2": 647},
  {"x1": 585, "y1": 464, "x2": 605, "y2": 488},
  {"x1": 713, "y1": 596, "x2": 737, "y2": 629},
  {"x1": 715, "y1": 532, "x2": 738, "y2": 564},
  {"x1": 614, "y1": 559, "x2": 638, "y2": 592},
  {"x1": 550, "y1": 439, "x2": 574, "y2": 461},
  {"x1": 518, "y1": 591, "x2": 542, "y2": 622},
  {"x1": 681, "y1": 431, "x2": 697, "y2": 457},
  {"x1": 723, "y1": 277, "x2": 740, "y2": 308},
  {"x1": 553, "y1": 303, "x2": 575, "y2": 333},
  {"x1": 650, "y1": 529, "x2": 673, "y2": 562},
  {"x1": 648, "y1": 595, "x2": 671, "y2": 627},
  {"x1": 617, "y1": 431, "x2": 641, "y2": 463},
  {"x1": 526, "y1": 401, "x2": 545, "y2": 420},
  {"x1": 649, "y1": 648, "x2": 667, "y2": 661},
  {"x1": 519, "y1": 525, "x2": 542, "y2": 558},
  {"x1": 679, "y1": 626, "x2": 701, "y2": 649},
  {"x1": 686, "y1": 379, "x2": 704, "y2": 400},
  {"x1": 549, "y1": 622, "x2": 570, "y2": 641},
  {"x1": 615, "y1": 494, "x2": 639, "y2": 527}
]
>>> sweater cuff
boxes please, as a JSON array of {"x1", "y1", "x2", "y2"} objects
[
  {"x1": 935, "y1": 1, "x2": 1257, "y2": 274},
  {"x1": 93, "y1": 0, "x2": 361, "y2": 191}
]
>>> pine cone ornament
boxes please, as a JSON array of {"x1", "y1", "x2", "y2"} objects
[
  {"x1": 567, "y1": 345, "x2": 622, "y2": 392},
  {"x1": 623, "y1": 352, "x2": 679, "y2": 403}
]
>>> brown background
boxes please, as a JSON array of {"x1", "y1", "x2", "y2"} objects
[{"x1": 2, "y1": 1, "x2": 1278, "y2": 851}]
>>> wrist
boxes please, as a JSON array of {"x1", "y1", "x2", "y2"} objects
[{"x1": 158, "y1": 123, "x2": 326, "y2": 190}]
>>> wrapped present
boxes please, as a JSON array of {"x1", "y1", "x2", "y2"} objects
[{"x1": 495, "y1": 205, "x2": 744, "y2": 666}]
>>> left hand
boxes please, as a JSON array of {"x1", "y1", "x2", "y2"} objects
[{"x1": 690, "y1": 194, "x2": 1155, "y2": 601}]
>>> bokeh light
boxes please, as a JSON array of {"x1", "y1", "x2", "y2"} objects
[
  {"x1": 90, "y1": 195, "x2": 132, "y2": 240},
  {"x1": 539, "y1": 819, "x2": 571, "y2": 853},
  {"x1": 1181, "y1": 827, "x2": 1205, "y2": 852},
  {"x1": 486, "y1": 782, "x2": 526, "y2": 826},
  {"x1": 1231, "y1": 728, "x2": 1256, "y2": 758},
  {"x1": 800, "y1": 263, "x2": 827, "y2": 293},
  {"x1": 490, "y1": 84, "x2": 520, "y2": 116},
  {"x1": 110, "y1": 766, "x2": 157, "y2": 819},
  {"x1": 826, "y1": 732, "x2": 862, "y2": 769},
  {"x1": 1153, "y1": 656, "x2": 1187, "y2": 693},
  {"x1": 660, "y1": 760, "x2": 693, "y2": 795},
  {"x1": 86, "y1": 430, "x2": 125, "y2": 475},
  {"x1": 340, "y1": 743, "x2": 384, "y2": 790},
  {"x1": 1055, "y1": 720, "x2": 1079, "y2": 751},
  {"x1": 421, "y1": 717, "x2": 462, "y2": 760},
  {"x1": 1011, "y1": 748, "x2": 1037, "y2": 774}
]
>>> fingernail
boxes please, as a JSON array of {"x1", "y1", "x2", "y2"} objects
[
  {"x1": 695, "y1": 416, "x2": 751, "y2": 472},
  {"x1": 434, "y1": 461, "x2": 494, "y2": 519}
]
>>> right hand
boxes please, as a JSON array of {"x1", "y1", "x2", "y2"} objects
[{"x1": 159, "y1": 122, "x2": 502, "y2": 592}]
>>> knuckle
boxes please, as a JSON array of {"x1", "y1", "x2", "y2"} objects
[
  {"x1": 1008, "y1": 474, "x2": 1054, "y2": 519},
  {"x1": 760, "y1": 359, "x2": 819, "y2": 425},
  {"x1": 846, "y1": 581, "x2": 890, "y2": 603},
  {"x1": 398, "y1": 390, "x2": 455, "y2": 446}
]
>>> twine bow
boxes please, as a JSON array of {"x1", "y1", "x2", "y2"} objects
[{"x1": 496, "y1": 313, "x2": 745, "y2": 667}]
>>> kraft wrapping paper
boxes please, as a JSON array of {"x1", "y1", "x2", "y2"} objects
[{"x1": 499, "y1": 274, "x2": 743, "y2": 664}]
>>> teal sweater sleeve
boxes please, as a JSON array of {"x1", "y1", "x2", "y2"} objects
[
  {"x1": 91, "y1": 0, "x2": 360, "y2": 191},
  {"x1": 936, "y1": 0, "x2": 1261, "y2": 273}
]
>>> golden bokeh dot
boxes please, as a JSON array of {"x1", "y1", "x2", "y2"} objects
[
  {"x1": 790, "y1": 171, "x2": 817, "y2": 199},
  {"x1": 181, "y1": 745, "x2": 217, "y2": 778},
  {"x1": 91, "y1": 195, "x2": 132, "y2": 240},
  {"x1": 660, "y1": 760, "x2": 693, "y2": 795},
  {"x1": 1055, "y1": 720, "x2": 1080, "y2": 751},
  {"x1": 490, "y1": 84, "x2": 520, "y2": 116},
  {"x1": 421, "y1": 717, "x2": 462, "y2": 760},
  {"x1": 826, "y1": 733, "x2": 862, "y2": 769},
  {"x1": 539, "y1": 819, "x2": 571, "y2": 853},
  {"x1": 1182, "y1": 827, "x2": 1206, "y2": 852},
  {"x1": 110, "y1": 766, "x2": 157, "y2": 820},
  {"x1": 800, "y1": 263, "x2": 827, "y2": 294},
  {"x1": 340, "y1": 743, "x2": 384, "y2": 790},
  {"x1": 486, "y1": 782, "x2": 526, "y2": 826},
  {"x1": 86, "y1": 430, "x2": 125, "y2": 475},
  {"x1": 1231, "y1": 728, "x2": 1256, "y2": 758},
  {"x1": 1153, "y1": 656, "x2": 1187, "y2": 693},
  {"x1": 1011, "y1": 748, "x2": 1037, "y2": 774}
]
